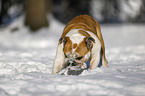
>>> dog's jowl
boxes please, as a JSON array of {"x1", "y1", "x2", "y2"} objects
[{"x1": 52, "y1": 15, "x2": 107, "y2": 75}]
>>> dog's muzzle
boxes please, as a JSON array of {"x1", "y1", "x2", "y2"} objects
[
  {"x1": 68, "y1": 59, "x2": 77, "y2": 66},
  {"x1": 63, "y1": 59, "x2": 77, "y2": 68}
]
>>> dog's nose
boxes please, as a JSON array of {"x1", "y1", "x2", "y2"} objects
[
  {"x1": 71, "y1": 61, "x2": 77, "y2": 66},
  {"x1": 69, "y1": 59, "x2": 77, "y2": 66}
]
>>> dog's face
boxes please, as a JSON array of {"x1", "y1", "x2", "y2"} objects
[{"x1": 59, "y1": 36, "x2": 95, "y2": 68}]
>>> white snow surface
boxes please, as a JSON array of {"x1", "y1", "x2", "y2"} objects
[{"x1": 0, "y1": 15, "x2": 145, "y2": 96}]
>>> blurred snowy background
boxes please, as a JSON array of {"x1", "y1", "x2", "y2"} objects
[{"x1": 0, "y1": 0, "x2": 145, "y2": 96}]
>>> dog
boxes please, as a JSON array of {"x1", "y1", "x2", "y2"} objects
[{"x1": 52, "y1": 15, "x2": 107, "y2": 74}]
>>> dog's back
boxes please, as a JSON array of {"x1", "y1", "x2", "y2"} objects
[{"x1": 61, "y1": 15, "x2": 99, "y2": 37}]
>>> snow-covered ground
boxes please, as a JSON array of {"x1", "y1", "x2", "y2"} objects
[{"x1": 0, "y1": 15, "x2": 145, "y2": 96}]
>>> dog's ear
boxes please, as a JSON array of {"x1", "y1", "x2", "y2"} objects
[
  {"x1": 59, "y1": 37, "x2": 67, "y2": 45},
  {"x1": 85, "y1": 37, "x2": 95, "y2": 49}
]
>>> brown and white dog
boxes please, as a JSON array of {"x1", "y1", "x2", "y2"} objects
[{"x1": 52, "y1": 15, "x2": 107, "y2": 74}]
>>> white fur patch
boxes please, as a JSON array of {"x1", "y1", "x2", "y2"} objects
[{"x1": 66, "y1": 29, "x2": 85, "y2": 44}]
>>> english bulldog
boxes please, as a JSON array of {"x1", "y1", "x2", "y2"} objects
[{"x1": 52, "y1": 15, "x2": 107, "y2": 74}]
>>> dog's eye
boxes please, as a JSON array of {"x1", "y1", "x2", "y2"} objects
[
  {"x1": 64, "y1": 53, "x2": 71, "y2": 58},
  {"x1": 64, "y1": 53, "x2": 68, "y2": 58},
  {"x1": 76, "y1": 56, "x2": 83, "y2": 60}
]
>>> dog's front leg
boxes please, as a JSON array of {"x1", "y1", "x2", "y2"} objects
[
  {"x1": 90, "y1": 51, "x2": 101, "y2": 70},
  {"x1": 52, "y1": 44, "x2": 65, "y2": 74},
  {"x1": 89, "y1": 41, "x2": 101, "y2": 69}
]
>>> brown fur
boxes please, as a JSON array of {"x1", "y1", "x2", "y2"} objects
[
  {"x1": 75, "y1": 38, "x2": 89, "y2": 57},
  {"x1": 63, "y1": 37, "x2": 72, "y2": 54},
  {"x1": 78, "y1": 30, "x2": 90, "y2": 37},
  {"x1": 61, "y1": 15, "x2": 97, "y2": 37},
  {"x1": 73, "y1": 43, "x2": 77, "y2": 49}
]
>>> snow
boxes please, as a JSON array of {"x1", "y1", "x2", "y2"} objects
[{"x1": 0, "y1": 15, "x2": 145, "y2": 96}]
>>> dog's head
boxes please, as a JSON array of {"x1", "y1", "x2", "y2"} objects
[{"x1": 59, "y1": 35, "x2": 95, "y2": 68}]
